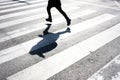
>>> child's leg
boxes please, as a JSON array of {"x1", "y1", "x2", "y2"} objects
[
  {"x1": 46, "y1": 6, "x2": 52, "y2": 22},
  {"x1": 56, "y1": 6, "x2": 71, "y2": 26}
]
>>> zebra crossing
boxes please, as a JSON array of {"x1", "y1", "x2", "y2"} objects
[
  {"x1": 0, "y1": 0, "x2": 120, "y2": 80},
  {"x1": 7, "y1": 23, "x2": 120, "y2": 80},
  {"x1": 87, "y1": 53, "x2": 120, "y2": 80}
]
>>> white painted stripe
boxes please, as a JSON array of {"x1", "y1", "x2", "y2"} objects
[
  {"x1": 0, "y1": 0, "x2": 11, "y2": 2},
  {"x1": 82, "y1": 1, "x2": 120, "y2": 10},
  {"x1": 0, "y1": 3, "x2": 22, "y2": 9},
  {"x1": 7, "y1": 19, "x2": 120, "y2": 80},
  {"x1": 0, "y1": 13, "x2": 115, "y2": 64},
  {"x1": 0, "y1": 2, "x2": 28, "y2": 9},
  {"x1": 87, "y1": 54, "x2": 120, "y2": 80},
  {"x1": 0, "y1": 2, "x2": 75, "y2": 14},
  {"x1": 54, "y1": 14, "x2": 115, "y2": 39},
  {"x1": 0, "y1": 0, "x2": 10, "y2": 2},
  {"x1": 114, "y1": 0, "x2": 120, "y2": 8},
  {"x1": 0, "y1": 1, "x2": 14, "y2": 3},
  {"x1": 0, "y1": 0, "x2": 43, "y2": 4},
  {"x1": 0, "y1": 4, "x2": 78, "y2": 20},
  {"x1": 0, "y1": 0, "x2": 46, "y2": 9},
  {"x1": 0, "y1": 2, "x2": 47, "y2": 14},
  {"x1": 0, "y1": 9, "x2": 96, "y2": 42},
  {"x1": 0, "y1": 1, "x2": 11, "y2": 3},
  {"x1": 0, "y1": 6, "x2": 78, "y2": 29},
  {"x1": 0, "y1": 1, "x2": 17, "y2": 5},
  {"x1": 112, "y1": 72, "x2": 120, "y2": 80},
  {"x1": 70, "y1": 0, "x2": 120, "y2": 10},
  {"x1": 0, "y1": 6, "x2": 45, "y2": 20}
]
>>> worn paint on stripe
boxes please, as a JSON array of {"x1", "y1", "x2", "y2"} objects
[
  {"x1": 0, "y1": 0, "x2": 45, "y2": 10},
  {"x1": 0, "y1": 2, "x2": 47, "y2": 14},
  {"x1": 0, "y1": 9, "x2": 95, "y2": 42},
  {"x1": 0, "y1": 6, "x2": 78, "y2": 29},
  {"x1": 87, "y1": 54, "x2": 120, "y2": 80},
  {"x1": 7, "y1": 21, "x2": 120, "y2": 80},
  {"x1": 0, "y1": 14, "x2": 115, "y2": 65}
]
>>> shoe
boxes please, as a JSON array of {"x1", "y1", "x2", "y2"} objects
[
  {"x1": 67, "y1": 19, "x2": 71, "y2": 26},
  {"x1": 46, "y1": 18, "x2": 52, "y2": 22}
]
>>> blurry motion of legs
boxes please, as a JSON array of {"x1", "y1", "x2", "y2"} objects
[{"x1": 46, "y1": 0, "x2": 71, "y2": 26}]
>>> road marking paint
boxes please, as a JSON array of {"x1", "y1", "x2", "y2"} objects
[
  {"x1": 0, "y1": 0, "x2": 11, "y2": 3},
  {"x1": 0, "y1": 9, "x2": 96, "y2": 42},
  {"x1": 0, "y1": 4, "x2": 78, "y2": 20},
  {"x1": 0, "y1": 6, "x2": 78, "y2": 29},
  {"x1": 112, "y1": 72, "x2": 120, "y2": 80},
  {"x1": 7, "y1": 20, "x2": 120, "y2": 80},
  {"x1": 70, "y1": 0, "x2": 120, "y2": 10},
  {"x1": 0, "y1": 2, "x2": 47, "y2": 14},
  {"x1": 114, "y1": 0, "x2": 120, "y2": 8},
  {"x1": 0, "y1": 6, "x2": 45, "y2": 20},
  {"x1": 87, "y1": 54, "x2": 120, "y2": 80},
  {"x1": 0, "y1": 13, "x2": 115, "y2": 65},
  {"x1": 0, "y1": 0, "x2": 45, "y2": 9},
  {"x1": 0, "y1": 1, "x2": 17, "y2": 6}
]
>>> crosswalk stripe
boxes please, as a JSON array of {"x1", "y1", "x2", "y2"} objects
[
  {"x1": 0, "y1": 1, "x2": 17, "y2": 6},
  {"x1": 0, "y1": 4, "x2": 79, "y2": 21},
  {"x1": 54, "y1": 14, "x2": 115, "y2": 39},
  {"x1": 0, "y1": 6, "x2": 44, "y2": 20},
  {"x1": 0, "y1": 0, "x2": 42, "y2": 4},
  {"x1": 0, "y1": 6, "x2": 78, "y2": 29},
  {"x1": 0, "y1": 3, "x2": 22, "y2": 9},
  {"x1": 0, "y1": 0, "x2": 46, "y2": 9},
  {"x1": 7, "y1": 20, "x2": 120, "y2": 80},
  {"x1": 70, "y1": 0, "x2": 120, "y2": 10},
  {"x1": 0, "y1": 0, "x2": 11, "y2": 3},
  {"x1": 0, "y1": 1, "x2": 76, "y2": 14},
  {"x1": 0, "y1": 9, "x2": 96, "y2": 42},
  {"x1": 87, "y1": 54, "x2": 120, "y2": 80},
  {"x1": 0, "y1": 2, "x2": 47, "y2": 14},
  {"x1": 0, "y1": 13, "x2": 115, "y2": 65}
]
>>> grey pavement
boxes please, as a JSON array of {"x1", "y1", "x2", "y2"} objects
[{"x1": 0, "y1": 0, "x2": 120, "y2": 80}]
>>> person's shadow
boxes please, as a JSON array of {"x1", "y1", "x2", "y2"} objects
[{"x1": 29, "y1": 24, "x2": 71, "y2": 58}]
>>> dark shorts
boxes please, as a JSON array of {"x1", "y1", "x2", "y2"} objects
[{"x1": 47, "y1": 0, "x2": 61, "y2": 8}]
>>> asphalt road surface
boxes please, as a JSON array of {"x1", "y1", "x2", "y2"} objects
[{"x1": 0, "y1": 0, "x2": 120, "y2": 80}]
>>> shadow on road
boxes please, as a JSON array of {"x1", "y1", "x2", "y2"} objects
[{"x1": 29, "y1": 23, "x2": 71, "y2": 58}]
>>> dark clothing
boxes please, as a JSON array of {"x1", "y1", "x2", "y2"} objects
[
  {"x1": 47, "y1": 0, "x2": 61, "y2": 7},
  {"x1": 46, "y1": 0, "x2": 71, "y2": 26}
]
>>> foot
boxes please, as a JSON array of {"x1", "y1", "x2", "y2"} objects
[
  {"x1": 46, "y1": 18, "x2": 52, "y2": 22},
  {"x1": 67, "y1": 19, "x2": 71, "y2": 26}
]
